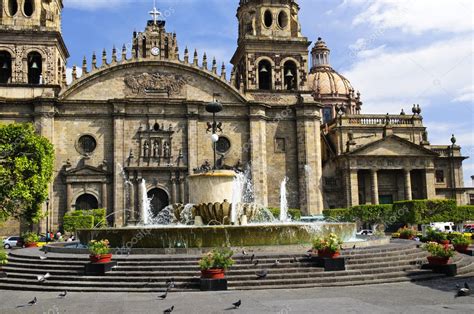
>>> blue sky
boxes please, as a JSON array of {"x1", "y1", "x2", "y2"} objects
[{"x1": 63, "y1": 0, "x2": 474, "y2": 186}]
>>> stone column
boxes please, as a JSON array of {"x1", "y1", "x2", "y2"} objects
[
  {"x1": 370, "y1": 169, "x2": 379, "y2": 205},
  {"x1": 171, "y1": 177, "x2": 177, "y2": 204},
  {"x1": 137, "y1": 178, "x2": 144, "y2": 223},
  {"x1": 101, "y1": 182, "x2": 108, "y2": 209},
  {"x1": 404, "y1": 169, "x2": 412, "y2": 201},
  {"x1": 345, "y1": 169, "x2": 359, "y2": 207},
  {"x1": 66, "y1": 183, "x2": 73, "y2": 212},
  {"x1": 249, "y1": 105, "x2": 268, "y2": 207},
  {"x1": 128, "y1": 178, "x2": 136, "y2": 224},
  {"x1": 113, "y1": 102, "x2": 126, "y2": 227},
  {"x1": 179, "y1": 178, "x2": 185, "y2": 204},
  {"x1": 424, "y1": 169, "x2": 436, "y2": 199},
  {"x1": 295, "y1": 103, "x2": 324, "y2": 215},
  {"x1": 186, "y1": 104, "x2": 199, "y2": 174}
]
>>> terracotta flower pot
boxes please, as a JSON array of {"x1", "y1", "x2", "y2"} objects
[
  {"x1": 25, "y1": 242, "x2": 38, "y2": 248},
  {"x1": 89, "y1": 254, "x2": 112, "y2": 264},
  {"x1": 201, "y1": 268, "x2": 225, "y2": 279},
  {"x1": 454, "y1": 244, "x2": 469, "y2": 253},
  {"x1": 427, "y1": 256, "x2": 451, "y2": 265},
  {"x1": 439, "y1": 240, "x2": 450, "y2": 246},
  {"x1": 400, "y1": 235, "x2": 415, "y2": 240},
  {"x1": 318, "y1": 249, "x2": 340, "y2": 259}
]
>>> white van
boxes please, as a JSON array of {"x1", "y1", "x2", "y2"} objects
[{"x1": 421, "y1": 222, "x2": 454, "y2": 235}]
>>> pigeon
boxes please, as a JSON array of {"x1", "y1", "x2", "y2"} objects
[
  {"x1": 28, "y1": 297, "x2": 37, "y2": 306},
  {"x1": 456, "y1": 282, "x2": 471, "y2": 298},
  {"x1": 163, "y1": 305, "x2": 174, "y2": 313},
  {"x1": 305, "y1": 252, "x2": 312, "y2": 258},
  {"x1": 290, "y1": 256, "x2": 298, "y2": 263},
  {"x1": 273, "y1": 260, "x2": 280, "y2": 266},
  {"x1": 158, "y1": 289, "x2": 168, "y2": 300},
  {"x1": 58, "y1": 291, "x2": 67, "y2": 298},
  {"x1": 353, "y1": 244, "x2": 356, "y2": 250},
  {"x1": 166, "y1": 278, "x2": 175, "y2": 289},
  {"x1": 37, "y1": 273, "x2": 51, "y2": 282},
  {"x1": 39, "y1": 256, "x2": 47, "y2": 260},
  {"x1": 256, "y1": 269, "x2": 268, "y2": 279},
  {"x1": 232, "y1": 299, "x2": 242, "y2": 309},
  {"x1": 242, "y1": 250, "x2": 248, "y2": 256},
  {"x1": 250, "y1": 254, "x2": 255, "y2": 263},
  {"x1": 253, "y1": 260, "x2": 259, "y2": 266}
]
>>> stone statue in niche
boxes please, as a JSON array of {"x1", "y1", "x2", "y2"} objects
[
  {"x1": 163, "y1": 142, "x2": 171, "y2": 158},
  {"x1": 143, "y1": 141, "x2": 150, "y2": 157},
  {"x1": 153, "y1": 140, "x2": 160, "y2": 157}
]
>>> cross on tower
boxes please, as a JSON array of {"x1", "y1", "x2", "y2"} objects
[{"x1": 149, "y1": 0, "x2": 162, "y2": 25}]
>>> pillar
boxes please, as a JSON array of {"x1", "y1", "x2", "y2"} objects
[
  {"x1": 404, "y1": 169, "x2": 412, "y2": 201},
  {"x1": 186, "y1": 104, "x2": 199, "y2": 175},
  {"x1": 345, "y1": 169, "x2": 359, "y2": 207},
  {"x1": 128, "y1": 178, "x2": 136, "y2": 224},
  {"x1": 249, "y1": 106, "x2": 268, "y2": 207},
  {"x1": 137, "y1": 178, "x2": 144, "y2": 223},
  {"x1": 66, "y1": 183, "x2": 73, "y2": 212},
  {"x1": 424, "y1": 169, "x2": 436, "y2": 199},
  {"x1": 113, "y1": 102, "x2": 126, "y2": 227},
  {"x1": 179, "y1": 178, "x2": 185, "y2": 203},
  {"x1": 295, "y1": 104, "x2": 324, "y2": 215},
  {"x1": 370, "y1": 169, "x2": 379, "y2": 205},
  {"x1": 101, "y1": 182, "x2": 108, "y2": 209},
  {"x1": 171, "y1": 177, "x2": 177, "y2": 204}
]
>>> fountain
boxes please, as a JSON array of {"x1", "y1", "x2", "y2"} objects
[{"x1": 77, "y1": 102, "x2": 357, "y2": 250}]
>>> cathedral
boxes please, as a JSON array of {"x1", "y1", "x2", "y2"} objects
[{"x1": 0, "y1": 0, "x2": 472, "y2": 232}]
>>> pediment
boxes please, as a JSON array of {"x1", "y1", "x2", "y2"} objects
[
  {"x1": 60, "y1": 61, "x2": 246, "y2": 104},
  {"x1": 348, "y1": 135, "x2": 439, "y2": 157},
  {"x1": 65, "y1": 165, "x2": 109, "y2": 176}
]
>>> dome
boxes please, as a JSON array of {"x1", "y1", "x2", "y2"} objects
[
  {"x1": 308, "y1": 37, "x2": 356, "y2": 98},
  {"x1": 308, "y1": 68, "x2": 354, "y2": 96}
]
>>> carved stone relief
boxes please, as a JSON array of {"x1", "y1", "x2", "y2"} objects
[{"x1": 124, "y1": 72, "x2": 189, "y2": 97}]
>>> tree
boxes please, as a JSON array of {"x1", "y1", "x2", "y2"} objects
[{"x1": 0, "y1": 123, "x2": 54, "y2": 224}]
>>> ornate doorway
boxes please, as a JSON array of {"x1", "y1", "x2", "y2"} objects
[
  {"x1": 75, "y1": 194, "x2": 99, "y2": 210},
  {"x1": 147, "y1": 188, "x2": 169, "y2": 216}
]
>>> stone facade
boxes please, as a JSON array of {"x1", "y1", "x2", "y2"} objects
[{"x1": 0, "y1": 0, "x2": 471, "y2": 233}]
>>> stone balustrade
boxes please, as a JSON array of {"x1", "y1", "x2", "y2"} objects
[{"x1": 330, "y1": 114, "x2": 423, "y2": 128}]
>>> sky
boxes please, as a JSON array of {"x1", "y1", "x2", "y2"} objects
[{"x1": 62, "y1": 0, "x2": 474, "y2": 186}]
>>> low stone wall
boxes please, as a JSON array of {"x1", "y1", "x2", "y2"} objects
[{"x1": 77, "y1": 222, "x2": 356, "y2": 249}]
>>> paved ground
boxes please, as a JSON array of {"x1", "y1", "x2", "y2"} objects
[{"x1": 0, "y1": 276, "x2": 473, "y2": 314}]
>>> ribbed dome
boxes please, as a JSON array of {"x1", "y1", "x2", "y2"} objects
[{"x1": 308, "y1": 68, "x2": 354, "y2": 96}]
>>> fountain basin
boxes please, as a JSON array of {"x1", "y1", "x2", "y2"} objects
[
  {"x1": 77, "y1": 223, "x2": 356, "y2": 249},
  {"x1": 188, "y1": 170, "x2": 236, "y2": 204}
]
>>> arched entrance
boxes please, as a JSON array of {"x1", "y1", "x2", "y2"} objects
[
  {"x1": 75, "y1": 194, "x2": 99, "y2": 210},
  {"x1": 147, "y1": 188, "x2": 169, "y2": 217}
]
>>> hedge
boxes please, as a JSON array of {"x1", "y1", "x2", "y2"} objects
[
  {"x1": 267, "y1": 208, "x2": 302, "y2": 221},
  {"x1": 63, "y1": 215, "x2": 94, "y2": 232},
  {"x1": 392, "y1": 199, "x2": 458, "y2": 224},
  {"x1": 350, "y1": 204, "x2": 393, "y2": 227},
  {"x1": 62, "y1": 208, "x2": 107, "y2": 232},
  {"x1": 322, "y1": 208, "x2": 353, "y2": 222}
]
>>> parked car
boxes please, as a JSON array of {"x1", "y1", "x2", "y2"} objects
[
  {"x1": 356, "y1": 229, "x2": 374, "y2": 236},
  {"x1": 3, "y1": 236, "x2": 20, "y2": 249}
]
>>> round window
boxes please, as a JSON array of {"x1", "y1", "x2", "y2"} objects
[
  {"x1": 263, "y1": 10, "x2": 273, "y2": 28},
  {"x1": 278, "y1": 11, "x2": 288, "y2": 29},
  {"x1": 78, "y1": 135, "x2": 97, "y2": 155},
  {"x1": 215, "y1": 137, "x2": 231, "y2": 154}
]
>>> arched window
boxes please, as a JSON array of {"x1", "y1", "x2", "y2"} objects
[
  {"x1": 75, "y1": 194, "x2": 99, "y2": 210},
  {"x1": 258, "y1": 60, "x2": 272, "y2": 90},
  {"x1": 0, "y1": 51, "x2": 12, "y2": 84},
  {"x1": 7, "y1": 0, "x2": 18, "y2": 16},
  {"x1": 283, "y1": 61, "x2": 297, "y2": 91},
  {"x1": 142, "y1": 36, "x2": 147, "y2": 58},
  {"x1": 147, "y1": 188, "x2": 170, "y2": 217},
  {"x1": 23, "y1": 0, "x2": 34, "y2": 17},
  {"x1": 27, "y1": 51, "x2": 42, "y2": 84}
]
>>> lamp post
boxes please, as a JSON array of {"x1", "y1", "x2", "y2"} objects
[
  {"x1": 205, "y1": 99, "x2": 223, "y2": 169},
  {"x1": 450, "y1": 134, "x2": 457, "y2": 202},
  {"x1": 45, "y1": 197, "x2": 50, "y2": 233}
]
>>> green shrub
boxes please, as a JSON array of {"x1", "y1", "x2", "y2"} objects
[
  {"x1": 22, "y1": 232, "x2": 40, "y2": 244},
  {"x1": 393, "y1": 199, "x2": 459, "y2": 224},
  {"x1": 64, "y1": 209, "x2": 107, "y2": 230},
  {"x1": 199, "y1": 248, "x2": 235, "y2": 270},
  {"x1": 323, "y1": 208, "x2": 352, "y2": 222},
  {"x1": 0, "y1": 248, "x2": 8, "y2": 265},
  {"x1": 455, "y1": 206, "x2": 474, "y2": 222},
  {"x1": 350, "y1": 204, "x2": 393, "y2": 228},
  {"x1": 63, "y1": 215, "x2": 94, "y2": 232}
]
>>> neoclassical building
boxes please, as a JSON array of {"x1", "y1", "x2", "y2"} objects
[{"x1": 0, "y1": 0, "x2": 471, "y2": 232}]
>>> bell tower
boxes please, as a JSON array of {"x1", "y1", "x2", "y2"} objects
[
  {"x1": 230, "y1": 0, "x2": 310, "y2": 93},
  {"x1": 0, "y1": 0, "x2": 68, "y2": 88}
]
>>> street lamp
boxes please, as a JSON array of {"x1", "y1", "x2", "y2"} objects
[
  {"x1": 450, "y1": 134, "x2": 457, "y2": 202},
  {"x1": 206, "y1": 98, "x2": 223, "y2": 169}
]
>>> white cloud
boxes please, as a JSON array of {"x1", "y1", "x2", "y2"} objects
[
  {"x1": 453, "y1": 85, "x2": 474, "y2": 103},
  {"x1": 343, "y1": 34, "x2": 473, "y2": 114},
  {"x1": 350, "y1": 0, "x2": 473, "y2": 35}
]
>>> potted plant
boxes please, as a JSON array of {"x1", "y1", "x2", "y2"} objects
[
  {"x1": 23, "y1": 232, "x2": 40, "y2": 248},
  {"x1": 88, "y1": 239, "x2": 112, "y2": 263},
  {"x1": 398, "y1": 227, "x2": 417, "y2": 240},
  {"x1": 312, "y1": 233, "x2": 343, "y2": 258},
  {"x1": 452, "y1": 235, "x2": 471, "y2": 253},
  {"x1": 422, "y1": 242, "x2": 455, "y2": 265},
  {"x1": 199, "y1": 248, "x2": 235, "y2": 279}
]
